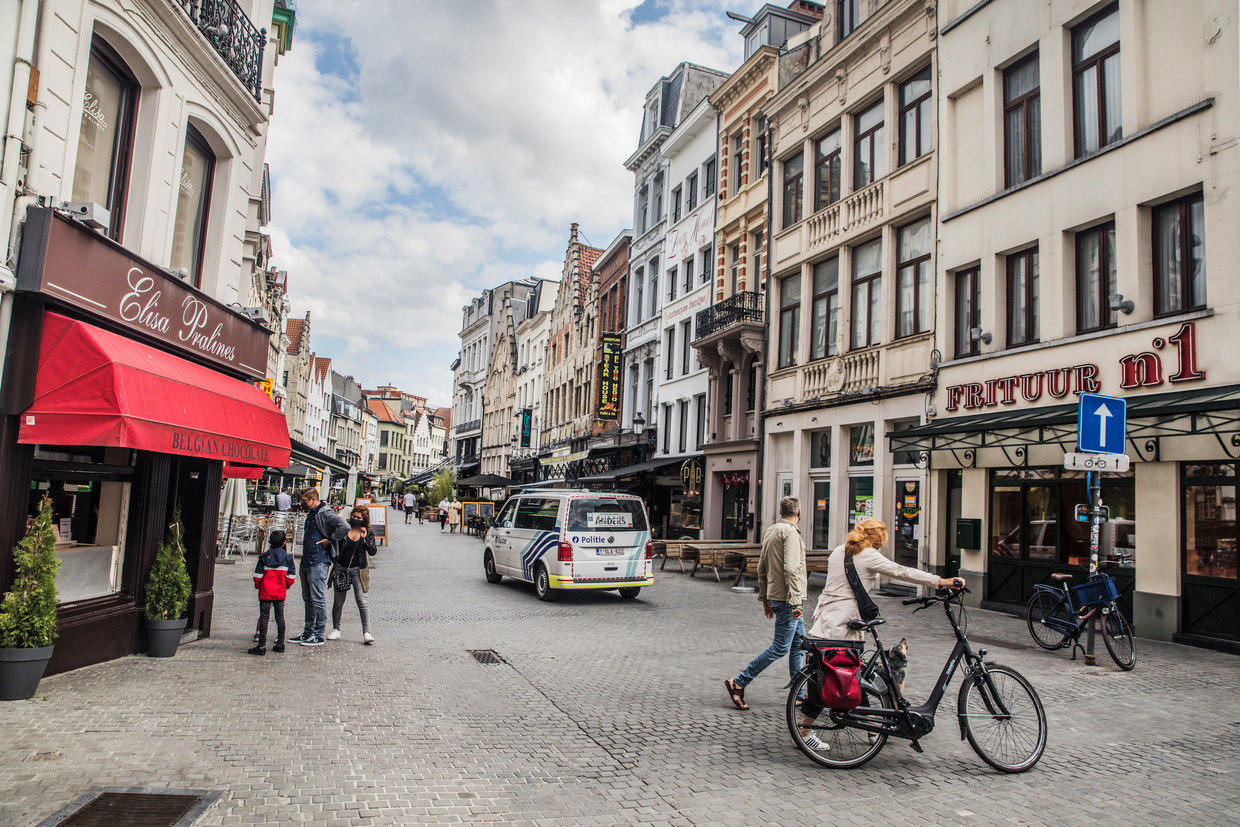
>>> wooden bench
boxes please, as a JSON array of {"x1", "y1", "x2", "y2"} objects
[
  {"x1": 684, "y1": 541, "x2": 757, "y2": 582},
  {"x1": 724, "y1": 549, "x2": 834, "y2": 587}
]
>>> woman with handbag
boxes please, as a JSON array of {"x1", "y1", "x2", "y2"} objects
[
  {"x1": 796, "y1": 518, "x2": 962, "y2": 748},
  {"x1": 327, "y1": 505, "x2": 377, "y2": 645}
]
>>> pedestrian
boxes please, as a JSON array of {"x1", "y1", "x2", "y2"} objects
[
  {"x1": 725, "y1": 496, "x2": 807, "y2": 711},
  {"x1": 438, "y1": 496, "x2": 450, "y2": 532},
  {"x1": 448, "y1": 496, "x2": 462, "y2": 534},
  {"x1": 327, "y1": 504, "x2": 377, "y2": 645},
  {"x1": 795, "y1": 518, "x2": 964, "y2": 748},
  {"x1": 249, "y1": 529, "x2": 296, "y2": 656},
  {"x1": 403, "y1": 489, "x2": 416, "y2": 524},
  {"x1": 293, "y1": 487, "x2": 349, "y2": 646},
  {"x1": 276, "y1": 488, "x2": 292, "y2": 512},
  {"x1": 416, "y1": 492, "x2": 428, "y2": 524}
]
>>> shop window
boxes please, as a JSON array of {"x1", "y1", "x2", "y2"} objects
[
  {"x1": 849, "y1": 424, "x2": 874, "y2": 466},
  {"x1": 848, "y1": 476, "x2": 874, "y2": 528},
  {"x1": 1184, "y1": 463, "x2": 1237, "y2": 579},
  {"x1": 891, "y1": 420, "x2": 920, "y2": 465},
  {"x1": 810, "y1": 429, "x2": 832, "y2": 469},
  {"x1": 170, "y1": 124, "x2": 215, "y2": 286},
  {"x1": 812, "y1": 480, "x2": 831, "y2": 549},
  {"x1": 72, "y1": 38, "x2": 138, "y2": 241}
]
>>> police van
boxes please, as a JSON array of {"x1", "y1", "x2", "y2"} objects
[{"x1": 483, "y1": 489, "x2": 653, "y2": 600}]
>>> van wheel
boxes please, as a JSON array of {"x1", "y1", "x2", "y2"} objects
[
  {"x1": 618, "y1": 587, "x2": 641, "y2": 599},
  {"x1": 484, "y1": 551, "x2": 502, "y2": 584},
  {"x1": 535, "y1": 565, "x2": 558, "y2": 602}
]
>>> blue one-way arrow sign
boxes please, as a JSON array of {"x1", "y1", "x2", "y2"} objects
[{"x1": 1077, "y1": 392, "x2": 1127, "y2": 455}]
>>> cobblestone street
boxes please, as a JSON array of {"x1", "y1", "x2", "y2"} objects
[{"x1": 2, "y1": 511, "x2": 1238, "y2": 826}]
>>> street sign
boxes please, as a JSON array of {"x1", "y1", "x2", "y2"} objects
[
  {"x1": 1077, "y1": 393, "x2": 1127, "y2": 455},
  {"x1": 1063, "y1": 452, "x2": 1131, "y2": 472}
]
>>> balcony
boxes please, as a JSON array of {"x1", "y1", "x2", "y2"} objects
[
  {"x1": 176, "y1": 0, "x2": 265, "y2": 103},
  {"x1": 454, "y1": 419, "x2": 482, "y2": 435},
  {"x1": 806, "y1": 180, "x2": 884, "y2": 251},
  {"x1": 694, "y1": 291, "x2": 764, "y2": 340}
]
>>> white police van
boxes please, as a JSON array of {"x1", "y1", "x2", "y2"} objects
[{"x1": 483, "y1": 489, "x2": 653, "y2": 600}]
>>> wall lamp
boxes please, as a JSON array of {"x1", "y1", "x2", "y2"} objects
[
  {"x1": 969, "y1": 327, "x2": 992, "y2": 345},
  {"x1": 1108, "y1": 293, "x2": 1135, "y2": 314}
]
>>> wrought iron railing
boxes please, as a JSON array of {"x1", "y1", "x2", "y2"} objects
[
  {"x1": 176, "y1": 0, "x2": 266, "y2": 103},
  {"x1": 695, "y1": 291, "x2": 764, "y2": 339},
  {"x1": 455, "y1": 419, "x2": 482, "y2": 434}
]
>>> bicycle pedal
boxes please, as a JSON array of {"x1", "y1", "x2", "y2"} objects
[{"x1": 909, "y1": 740, "x2": 924, "y2": 754}]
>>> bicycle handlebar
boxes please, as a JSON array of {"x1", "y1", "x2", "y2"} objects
[{"x1": 902, "y1": 583, "x2": 970, "y2": 607}]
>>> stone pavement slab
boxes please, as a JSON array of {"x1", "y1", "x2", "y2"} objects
[{"x1": 1, "y1": 511, "x2": 1237, "y2": 825}]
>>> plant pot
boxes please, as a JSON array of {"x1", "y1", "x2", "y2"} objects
[
  {"x1": 145, "y1": 618, "x2": 187, "y2": 658},
  {"x1": 0, "y1": 645, "x2": 54, "y2": 701}
]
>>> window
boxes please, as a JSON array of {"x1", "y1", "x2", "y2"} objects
[
  {"x1": 73, "y1": 38, "x2": 138, "y2": 240},
  {"x1": 704, "y1": 158, "x2": 716, "y2": 197},
  {"x1": 515, "y1": 497, "x2": 558, "y2": 531},
  {"x1": 679, "y1": 399, "x2": 689, "y2": 453},
  {"x1": 1183, "y1": 463, "x2": 1237, "y2": 579},
  {"x1": 954, "y1": 267, "x2": 980, "y2": 359},
  {"x1": 1006, "y1": 246, "x2": 1040, "y2": 346},
  {"x1": 1153, "y1": 193, "x2": 1206, "y2": 316},
  {"x1": 170, "y1": 125, "x2": 215, "y2": 285},
  {"x1": 634, "y1": 270, "x2": 644, "y2": 323},
  {"x1": 729, "y1": 244, "x2": 741, "y2": 295},
  {"x1": 654, "y1": 173, "x2": 664, "y2": 223},
  {"x1": 684, "y1": 258, "x2": 693, "y2": 292},
  {"x1": 649, "y1": 258, "x2": 659, "y2": 317},
  {"x1": 778, "y1": 273, "x2": 801, "y2": 369},
  {"x1": 724, "y1": 362, "x2": 733, "y2": 415},
  {"x1": 639, "y1": 185, "x2": 649, "y2": 234},
  {"x1": 700, "y1": 246, "x2": 712, "y2": 283},
  {"x1": 782, "y1": 151, "x2": 804, "y2": 227},
  {"x1": 896, "y1": 217, "x2": 932, "y2": 338},
  {"x1": 380, "y1": 430, "x2": 389, "y2": 447},
  {"x1": 665, "y1": 328, "x2": 675, "y2": 379},
  {"x1": 662, "y1": 404, "x2": 672, "y2": 453},
  {"x1": 752, "y1": 230, "x2": 764, "y2": 286},
  {"x1": 837, "y1": 0, "x2": 860, "y2": 41},
  {"x1": 672, "y1": 186, "x2": 682, "y2": 223},
  {"x1": 681, "y1": 320, "x2": 692, "y2": 375},
  {"x1": 811, "y1": 257, "x2": 839, "y2": 360},
  {"x1": 668, "y1": 266, "x2": 678, "y2": 301},
  {"x1": 747, "y1": 362, "x2": 757, "y2": 410},
  {"x1": 814, "y1": 129, "x2": 842, "y2": 211},
  {"x1": 695, "y1": 393, "x2": 707, "y2": 447},
  {"x1": 645, "y1": 360, "x2": 654, "y2": 423},
  {"x1": 755, "y1": 116, "x2": 769, "y2": 177},
  {"x1": 687, "y1": 172, "x2": 699, "y2": 210},
  {"x1": 854, "y1": 100, "x2": 885, "y2": 189},
  {"x1": 1076, "y1": 221, "x2": 1117, "y2": 333},
  {"x1": 898, "y1": 66, "x2": 932, "y2": 166},
  {"x1": 850, "y1": 238, "x2": 882, "y2": 349},
  {"x1": 1004, "y1": 52, "x2": 1041, "y2": 187},
  {"x1": 732, "y1": 132, "x2": 744, "y2": 192},
  {"x1": 811, "y1": 429, "x2": 832, "y2": 467},
  {"x1": 1072, "y1": 5, "x2": 1121, "y2": 157}
]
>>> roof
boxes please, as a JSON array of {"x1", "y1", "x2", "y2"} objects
[
  {"x1": 286, "y1": 318, "x2": 305, "y2": 352},
  {"x1": 367, "y1": 398, "x2": 404, "y2": 425},
  {"x1": 312, "y1": 357, "x2": 332, "y2": 383}
]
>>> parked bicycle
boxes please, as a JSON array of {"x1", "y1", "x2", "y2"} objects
[
  {"x1": 1026, "y1": 568, "x2": 1135, "y2": 670},
  {"x1": 786, "y1": 586, "x2": 1047, "y2": 773}
]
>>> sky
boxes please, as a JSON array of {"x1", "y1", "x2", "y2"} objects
[{"x1": 266, "y1": 0, "x2": 746, "y2": 408}]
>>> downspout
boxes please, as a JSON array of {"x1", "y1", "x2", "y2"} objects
[{"x1": 754, "y1": 108, "x2": 774, "y2": 544}]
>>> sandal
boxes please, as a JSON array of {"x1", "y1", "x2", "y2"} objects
[{"x1": 725, "y1": 679, "x2": 749, "y2": 711}]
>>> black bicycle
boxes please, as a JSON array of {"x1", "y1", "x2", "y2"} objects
[
  {"x1": 786, "y1": 587, "x2": 1047, "y2": 773},
  {"x1": 1026, "y1": 570, "x2": 1135, "y2": 670}
]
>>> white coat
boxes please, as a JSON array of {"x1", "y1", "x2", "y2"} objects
[{"x1": 807, "y1": 545, "x2": 941, "y2": 641}]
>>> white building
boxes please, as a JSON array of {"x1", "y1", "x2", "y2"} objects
[{"x1": 510, "y1": 278, "x2": 558, "y2": 479}]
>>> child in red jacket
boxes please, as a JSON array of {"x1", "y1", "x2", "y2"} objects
[{"x1": 249, "y1": 530, "x2": 297, "y2": 655}]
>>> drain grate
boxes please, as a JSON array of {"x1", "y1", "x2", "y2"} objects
[
  {"x1": 468, "y1": 649, "x2": 506, "y2": 664},
  {"x1": 38, "y1": 788, "x2": 221, "y2": 827}
]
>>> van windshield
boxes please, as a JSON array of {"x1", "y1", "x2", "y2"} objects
[{"x1": 566, "y1": 498, "x2": 648, "y2": 532}]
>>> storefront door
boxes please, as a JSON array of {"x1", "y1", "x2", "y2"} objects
[
  {"x1": 721, "y1": 473, "x2": 749, "y2": 540},
  {"x1": 893, "y1": 479, "x2": 920, "y2": 568},
  {"x1": 1183, "y1": 463, "x2": 1239, "y2": 641},
  {"x1": 812, "y1": 480, "x2": 831, "y2": 549}
]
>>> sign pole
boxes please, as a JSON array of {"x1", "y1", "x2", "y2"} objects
[{"x1": 1084, "y1": 471, "x2": 1100, "y2": 664}]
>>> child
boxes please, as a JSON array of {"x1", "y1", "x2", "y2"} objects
[{"x1": 249, "y1": 529, "x2": 296, "y2": 655}]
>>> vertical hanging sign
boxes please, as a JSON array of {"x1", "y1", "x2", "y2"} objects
[
  {"x1": 520, "y1": 408, "x2": 532, "y2": 448},
  {"x1": 597, "y1": 334, "x2": 622, "y2": 421}
]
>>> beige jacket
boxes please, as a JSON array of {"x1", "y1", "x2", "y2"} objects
[
  {"x1": 808, "y1": 545, "x2": 941, "y2": 641},
  {"x1": 756, "y1": 519, "x2": 807, "y2": 607}
]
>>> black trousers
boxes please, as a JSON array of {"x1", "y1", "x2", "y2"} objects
[{"x1": 258, "y1": 599, "x2": 286, "y2": 646}]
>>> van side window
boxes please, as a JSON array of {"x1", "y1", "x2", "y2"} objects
[
  {"x1": 531, "y1": 499, "x2": 560, "y2": 531},
  {"x1": 494, "y1": 500, "x2": 516, "y2": 528},
  {"x1": 514, "y1": 498, "x2": 545, "y2": 530}
]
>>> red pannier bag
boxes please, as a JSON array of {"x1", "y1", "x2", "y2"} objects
[{"x1": 809, "y1": 640, "x2": 864, "y2": 710}]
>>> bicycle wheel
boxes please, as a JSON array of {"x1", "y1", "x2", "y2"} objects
[
  {"x1": 1100, "y1": 604, "x2": 1136, "y2": 671},
  {"x1": 786, "y1": 672, "x2": 891, "y2": 769},
  {"x1": 958, "y1": 664, "x2": 1047, "y2": 773},
  {"x1": 1026, "y1": 591, "x2": 1071, "y2": 650}
]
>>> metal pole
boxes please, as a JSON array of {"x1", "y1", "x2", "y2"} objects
[{"x1": 1084, "y1": 471, "x2": 1100, "y2": 664}]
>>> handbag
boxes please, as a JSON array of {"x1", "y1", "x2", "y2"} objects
[
  {"x1": 359, "y1": 565, "x2": 370, "y2": 593},
  {"x1": 844, "y1": 555, "x2": 880, "y2": 621},
  {"x1": 331, "y1": 565, "x2": 352, "y2": 592},
  {"x1": 807, "y1": 639, "x2": 864, "y2": 710}
]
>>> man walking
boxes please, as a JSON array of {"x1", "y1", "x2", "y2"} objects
[
  {"x1": 725, "y1": 496, "x2": 807, "y2": 711},
  {"x1": 294, "y1": 487, "x2": 349, "y2": 646},
  {"x1": 403, "y1": 490, "x2": 416, "y2": 524},
  {"x1": 416, "y1": 492, "x2": 428, "y2": 525}
]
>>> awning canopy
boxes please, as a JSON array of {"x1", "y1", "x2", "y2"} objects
[
  {"x1": 289, "y1": 439, "x2": 351, "y2": 475},
  {"x1": 223, "y1": 463, "x2": 264, "y2": 479},
  {"x1": 457, "y1": 473, "x2": 514, "y2": 487},
  {"x1": 579, "y1": 456, "x2": 684, "y2": 483},
  {"x1": 19, "y1": 313, "x2": 290, "y2": 468}
]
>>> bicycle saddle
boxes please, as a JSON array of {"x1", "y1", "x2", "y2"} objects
[
  {"x1": 848, "y1": 618, "x2": 886, "y2": 631},
  {"x1": 1050, "y1": 573, "x2": 1074, "y2": 582}
]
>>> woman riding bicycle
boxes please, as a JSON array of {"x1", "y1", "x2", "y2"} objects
[{"x1": 799, "y1": 518, "x2": 963, "y2": 733}]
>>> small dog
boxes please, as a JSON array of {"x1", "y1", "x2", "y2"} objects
[{"x1": 886, "y1": 638, "x2": 909, "y2": 696}]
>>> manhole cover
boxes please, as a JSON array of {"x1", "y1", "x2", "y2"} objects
[
  {"x1": 468, "y1": 649, "x2": 506, "y2": 664},
  {"x1": 38, "y1": 788, "x2": 221, "y2": 827}
]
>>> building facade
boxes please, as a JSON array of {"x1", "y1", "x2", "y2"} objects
[
  {"x1": 509, "y1": 279, "x2": 557, "y2": 484},
  {"x1": 480, "y1": 294, "x2": 521, "y2": 479}
]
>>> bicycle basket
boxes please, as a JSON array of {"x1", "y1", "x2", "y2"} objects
[{"x1": 1071, "y1": 574, "x2": 1120, "y2": 608}]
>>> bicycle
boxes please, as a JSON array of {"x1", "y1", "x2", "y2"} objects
[
  {"x1": 786, "y1": 586, "x2": 1047, "y2": 773},
  {"x1": 1026, "y1": 568, "x2": 1135, "y2": 670}
]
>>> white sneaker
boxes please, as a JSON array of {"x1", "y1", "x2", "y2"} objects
[
  {"x1": 363, "y1": 632, "x2": 375, "y2": 645},
  {"x1": 803, "y1": 732, "x2": 829, "y2": 752},
  {"x1": 326, "y1": 629, "x2": 341, "y2": 641}
]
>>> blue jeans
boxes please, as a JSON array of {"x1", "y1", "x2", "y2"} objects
[
  {"x1": 735, "y1": 601, "x2": 805, "y2": 688},
  {"x1": 301, "y1": 562, "x2": 329, "y2": 637}
]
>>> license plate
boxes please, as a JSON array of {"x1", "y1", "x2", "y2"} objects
[{"x1": 596, "y1": 548, "x2": 625, "y2": 556}]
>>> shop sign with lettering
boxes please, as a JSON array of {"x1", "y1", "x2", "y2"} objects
[
  {"x1": 17, "y1": 208, "x2": 270, "y2": 380},
  {"x1": 680, "y1": 458, "x2": 703, "y2": 495},
  {"x1": 597, "y1": 334, "x2": 622, "y2": 421}
]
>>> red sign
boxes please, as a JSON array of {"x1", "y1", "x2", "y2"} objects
[{"x1": 17, "y1": 208, "x2": 271, "y2": 380}]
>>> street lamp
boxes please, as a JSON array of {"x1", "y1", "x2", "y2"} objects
[{"x1": 632, "y1": 412, "x2": 646, "y2": 438}]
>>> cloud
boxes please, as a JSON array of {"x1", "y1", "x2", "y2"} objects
[{"x1": 267, "y1": 0, "x2": 744, "y2": 404}]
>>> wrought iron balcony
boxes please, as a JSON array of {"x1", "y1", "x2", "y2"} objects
[
  {"x1": 695, "y1": 291, "x2": 764, "y2": 340},
  {"x1": 176, "y1": 0, "x2": 266, "y2": 103},
  {"x1": 454, "y1": 419, "x2": 482, "y2": 435}
]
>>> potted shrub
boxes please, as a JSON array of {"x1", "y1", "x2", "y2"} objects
[
  {"x1": 0, "y1": 498, "x2": 60, "y2": 700},
  {"x1": 144, "y1": 509, "x2": 192, "y2": 658}
]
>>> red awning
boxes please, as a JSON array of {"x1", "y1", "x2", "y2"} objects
[
  {"x1": 222, "y1": 463, "x2": 264, "y2": 479},
  {"x1": 18, "y1": 312, "x2": 291, "y2": 468}
]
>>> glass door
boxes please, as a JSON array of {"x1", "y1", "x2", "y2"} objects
[
  {"x1": 893, "y1": 479, "x2": 920, "y2": 568},
  {"x1": 812, "y1": 480, "x2": 831, "y2": 549}
]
